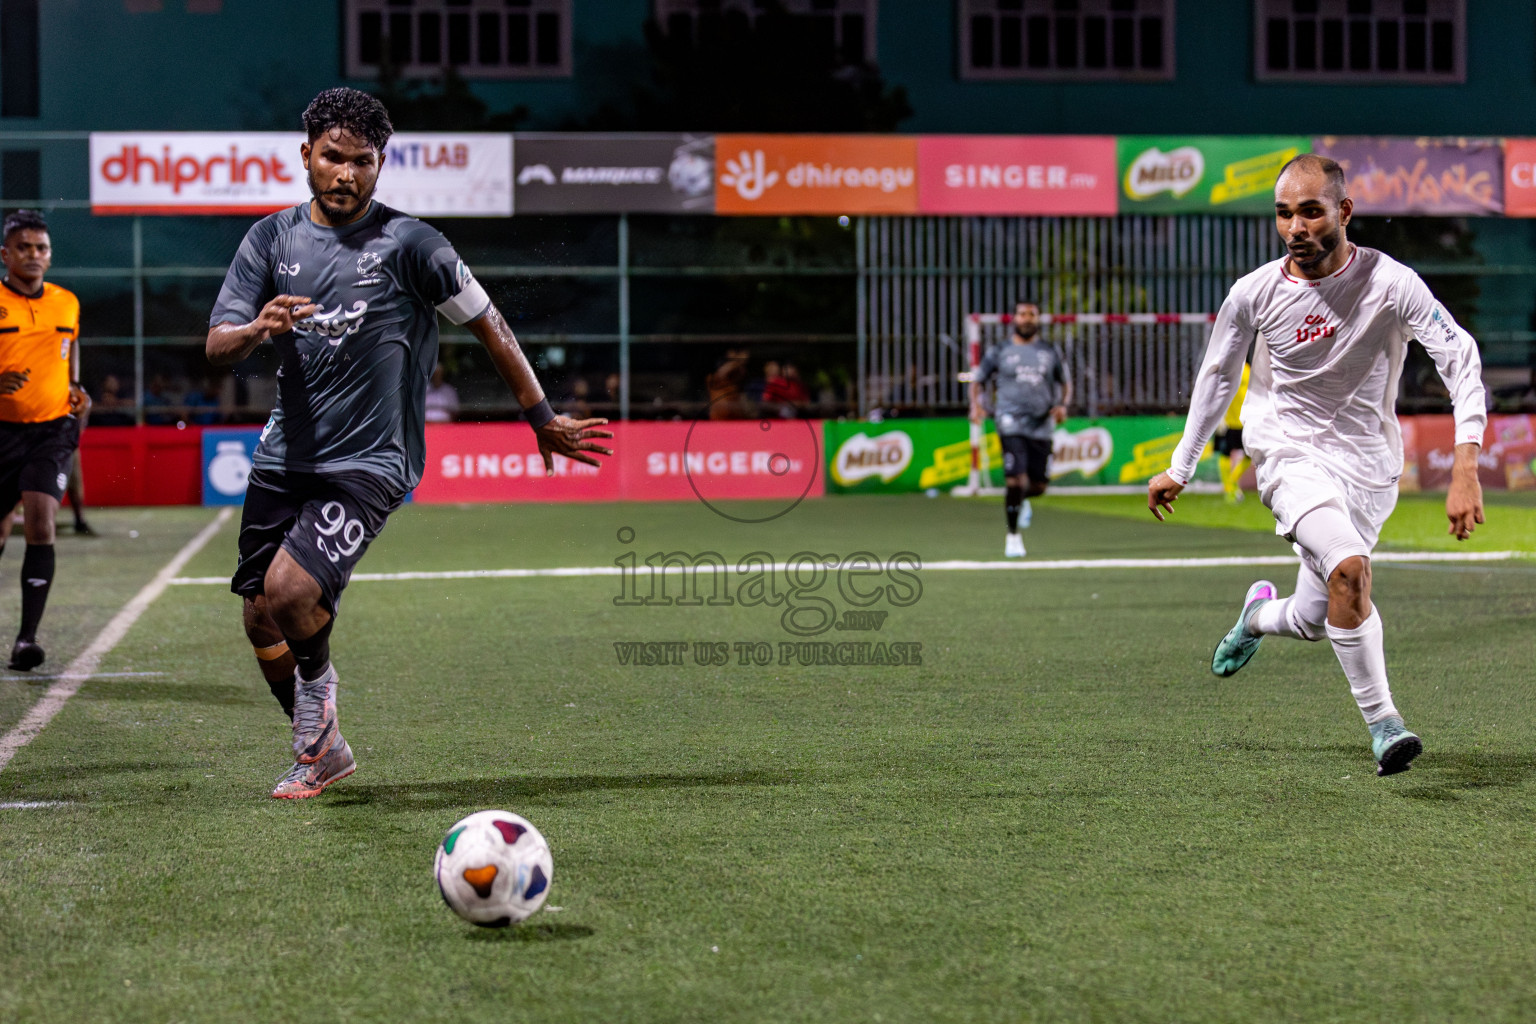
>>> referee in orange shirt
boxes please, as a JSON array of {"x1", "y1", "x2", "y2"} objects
[{"x1": 0, "y1": 210, "x2": 87, "y2": 671}]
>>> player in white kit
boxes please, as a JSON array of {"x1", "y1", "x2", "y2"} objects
[{"x1": 1146, "y1": 154, "x2": 1486, "y2": 777}]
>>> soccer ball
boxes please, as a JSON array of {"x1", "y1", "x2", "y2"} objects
[{"x1": 434, "y1": 810, "x2": 553, "y2": 927}]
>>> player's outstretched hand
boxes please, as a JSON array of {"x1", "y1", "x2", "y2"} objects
[
  {"x1": 1446, "y1": 474, "x2": 1485, "y2": 541},
  {"x1": 0, "y1": 369, "x2": 29, "y2": 395},
  {"x1": 253, "y1": 294, "x2": 319, "y2": 341},
  {"x1": 536, "y1": 415, "x2": 615, "y2": 476},
  {"x1": 1147, "y1": 471, "x2": 1184, "y2": 522},
  {"x1": 68, "y1": 382, "x2": 90, "y2": 415}
]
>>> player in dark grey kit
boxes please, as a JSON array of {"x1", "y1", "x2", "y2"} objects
[
  {"x1": 208, "y1": 89, "x2": 613, "y2": 799},
  {"x1": 969, "y1": 302, "x2": 1071, "y2": 558}
]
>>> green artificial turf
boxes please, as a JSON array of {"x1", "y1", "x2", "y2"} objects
[{"x1": 1, "y1": 495, "x2": 1534, "y2": 1023}]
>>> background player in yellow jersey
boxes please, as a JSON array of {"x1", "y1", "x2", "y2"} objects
[
  {"x1": 1214, "y1": 362, "x2": 1252, "y2": 503},
  {"x1": 0, "y1": 210, "x2": 87, "y2": 671}
]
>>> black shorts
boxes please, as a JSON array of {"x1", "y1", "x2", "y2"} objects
[
  {"x1": 1001, "y1": 434, "x2": 1052, "y2": 485},
  {"x1": 231, "y1": 467, "x2": 405, "y2": 616},
  {"x1": 1215, "y1": 428, "x2": 1245, "y2": 456},
  {"x1": 0, "y1": 416, "x2": 80, "y2": 508}
]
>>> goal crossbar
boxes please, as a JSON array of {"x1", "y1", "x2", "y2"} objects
[{"x1": 955, "y1": 311, "x2": 1216, "y2": 496}]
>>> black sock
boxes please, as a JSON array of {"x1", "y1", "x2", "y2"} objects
[
  {"x1": 1005, "y1": 485, "x2": 1024, "y2": 532},
  {"x1": 18, "y1": 543, "x2": 54, "y2": 643},
  {"x1": 268, "y1": 676, "x2": 296, "y2": 719},
  {"x1": 288, "y1": 618, "x2": 334, "y2": 683}
]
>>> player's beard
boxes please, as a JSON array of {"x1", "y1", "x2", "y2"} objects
[
  {"x1": 1288, "y1": 227, "x2": 1341, "y2": 271},
  {"x1": 308, "y1": 168, "x2": 376, "y2": 223},
  {"x1": 1013, "y1": 323, "x2": 1039, "y2": 341}
]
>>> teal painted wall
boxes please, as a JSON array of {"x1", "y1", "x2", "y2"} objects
[{"x1": 14, "y1": 1, "x2": 1536, "y2": 135}]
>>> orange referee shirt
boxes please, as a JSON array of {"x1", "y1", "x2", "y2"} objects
[{"x1": 0, "y1": 280, "x2": 80, "y2": 423}]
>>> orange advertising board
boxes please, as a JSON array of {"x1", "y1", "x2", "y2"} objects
[
  {"x1": 715, "y1": 135, "x2": 919, "y2": 214},
  {"x1": 1505, "y1": 139, "x2": 1536, "y2": 217}
]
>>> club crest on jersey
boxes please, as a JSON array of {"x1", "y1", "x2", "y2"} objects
[
  {"x1": 1296, "y1": 313, "x2": 1335, "y2": 344},
  {"x1": 356, "y1": 251, "x2": 386, "y2": 287},
  {"x1": 296, "y1": 300, "x2": 369, "y2": 345}
]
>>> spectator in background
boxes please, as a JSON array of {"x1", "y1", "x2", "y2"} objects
[
  {"x1": 184, "y1": 375, "x2": 227, "y2": 425},
  {"x1": 90, "y1": 374, "x2": 135, "y2": 426},
  {"x1": 143, "y1": 374, "x2": 178, "y2": 424},
  {"x1": 706, "y1": 348, "x2": 751, "y2": 420},
  {"x1": 763, "y1": 361, "x2": 810, "y2": 417},
  {"x1": 559, "y1": 377, "x2": 593, "y2": 421},
  {"x1": 603, "y1": 373, "x2": 622, "y2": 417},
  {"x1": 424, "y1": 364, "x2": 459, "y2": 423}
]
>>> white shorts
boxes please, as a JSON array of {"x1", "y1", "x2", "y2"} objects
[{"x1": 1257, "y1": 455, "x2": 1397, "y2": 578}]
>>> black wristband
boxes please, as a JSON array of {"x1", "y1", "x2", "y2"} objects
[{"x1": 524, "y1": 399, "x2": 556, "y2": 429}]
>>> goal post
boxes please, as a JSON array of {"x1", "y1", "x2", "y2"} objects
[{"x1": 954, "y1": 311, "x2": 1217, "y2": 497}]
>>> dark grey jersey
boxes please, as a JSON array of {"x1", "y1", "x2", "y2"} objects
[
  {"x1": 977, "y1": 340, "x2": 1067, "y2": 438},
  {"x1": 209, "y1": 202, "x2": 490, "y2": 491}
]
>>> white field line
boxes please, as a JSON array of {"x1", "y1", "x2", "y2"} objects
[
  {"x1": 166, "y1": 548, "x2": 1534, "y2": 587},
  {"x1": 0, "y1": 801, "x2": 71, "y2": 809},
  {"x1": 2, "y1": 670, "x2": 166, "y2": 682},
  {"x1": 0, "y1": 508, "x2": 234, "y2": 775}
]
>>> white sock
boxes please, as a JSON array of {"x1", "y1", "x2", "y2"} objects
[
  {"x1": 1326, "y1": 608, "x2": 1398, "y2": 724},
  {"x1": 1249, "y1": 568, "x2": 1329, "y2": 641}
]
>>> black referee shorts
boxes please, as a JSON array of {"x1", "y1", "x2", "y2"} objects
[
  {"x1": 0, "y1": 415, "x2": 80, "y2": 509},
  {"x1": 1214, "y1": 428, "x2": 1245, "y2": 456},
  {"x1": 1000, "y1": 434, "x2": 1052, "y2": 485},
  {"x1": 231, "y1": 467, "x2": 405, "y2": 616}
]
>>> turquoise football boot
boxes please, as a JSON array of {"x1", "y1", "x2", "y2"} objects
[
  {"x1": 1370, "y1": 716, "x2": 1422, "y2": 777},
  {"x1": 1210, "y1": 580, "x2": 1277, "y2": 677}
]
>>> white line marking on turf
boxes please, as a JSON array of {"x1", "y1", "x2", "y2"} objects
[
  {"x1": 165, "y1": 548, "x2": 1533, "y2": 586},
  {"x1": 0, "y1": 800, "x2": 71, "y2": 809},
  {"x1": 0, "y1": 508, "x2": 234, "y2": 776},
  {"x1": 2, "y1": 670, "x2": 167, "y2": 682}
]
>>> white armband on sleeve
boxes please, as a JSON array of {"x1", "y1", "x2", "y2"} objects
[{"x1": 436, "y1": 279, "x2": 491, "y2": 326}]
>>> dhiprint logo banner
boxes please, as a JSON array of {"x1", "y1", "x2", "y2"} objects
[{"x1": 715, "y1": 135, "x2": 919, "y2": 214}]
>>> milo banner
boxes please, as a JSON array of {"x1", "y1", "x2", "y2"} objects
[
  {"x1": 1117, "y1": 136, "x2": 1308, "y2": 214},
  {"x1": 824, "y1": 417, "x2": 1220, "y2": 494}
]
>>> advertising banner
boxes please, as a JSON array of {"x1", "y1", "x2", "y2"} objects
[
  {"x1": 91, "y1": 132, "x2": 512, "y2": 216},
  {"x1": 513, "y1": 134, "x2": 713, "y2": 213},
  {"x1": 824, "y1": 416, "x2": 1218, "y2": 494},
  {"x1": 1502, "y1": 139, "x2": 1536, "y2": 217},
  {"x1": 1117, "y1": 136, "x2": 1308, "y2": 214},
  {"x1": 415, "y1": 419, "x2": 825, "y2": 505},
  {"x1": 917, "y1": 136, "x2": 1118, "y2": 215},
  {"x1": 202, "y1": 428, "x2": 261, "y2": 506},
  {"x1": 375, "y1": 133, "x2": 513, "y2": 216},
  {"x1": 1402, "y1": 414, "x2": 1536, "y2": 492},
  {"x1": 1311, "y1": 136, "x2": 1502, "y2": 216},
  {"x1": 714, "y1": 135, "x2": 918, "y2": 215}
]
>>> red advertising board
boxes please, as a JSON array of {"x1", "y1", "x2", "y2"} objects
[
  {"x1": 918, "y1": 136, "x2": 1118, "y2": 215},
  {"x1": 1505, "y1": 139, "x2": 1536, "y2": 217},
  {"x1": 414, "y1": 420, "x2": 825, "y2": 504},
  {"x1": 1402, "y1": 414, "x2": 1536, "y2": 492}
]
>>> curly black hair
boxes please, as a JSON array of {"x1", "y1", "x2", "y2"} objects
[
  {"x1": 3, "y1": 209, "x2": 47, "y2": 243},
  {"x1": 301, "y1": 88, "x2": 393, "y2": 152}
]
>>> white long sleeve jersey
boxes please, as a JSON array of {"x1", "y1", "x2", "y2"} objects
[{"x1": 1169, "y1": 245, "x2": 1486, "y2": 490}]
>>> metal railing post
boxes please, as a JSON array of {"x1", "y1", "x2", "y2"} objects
[
  {"x1": 132, "y1": 216, "x2": 144, "y2": 425},
  {"x1": 618, "y1": 212, "x2": 630, "y2": 421}
]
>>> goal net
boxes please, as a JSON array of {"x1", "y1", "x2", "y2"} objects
[{"x1": 955, "y1": 311, "x2": 1216, "y2": 496}]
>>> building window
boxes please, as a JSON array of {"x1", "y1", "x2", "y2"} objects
[
  {"x1": 1255, "y1": 0, "x2": 1464, "y2": 82},
  {"x1": 958, "y1": 0, "x2": 1173, "y2": 81},
  {"x1": 656, "y1": 1, "x2": 878, "y2": 66},
  {"x1": 346, "y1": 0, "x2": 571, "y2": 79}
]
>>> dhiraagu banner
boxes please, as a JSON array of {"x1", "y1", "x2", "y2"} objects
[
  {"x1": 1117, "y1": 136, "x2": 1309, "y2": 214},
  {"x1": 823, "y1": 417, "x2": 1220, "y2": 493}
]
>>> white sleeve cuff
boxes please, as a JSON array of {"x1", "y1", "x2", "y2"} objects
[{"x1": 436, "y1": 279, "x2": 491, "y2": 326}]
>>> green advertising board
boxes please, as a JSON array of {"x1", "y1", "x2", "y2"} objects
[
  {"x1": 823, "y1": 417, "x2": 1220, "y2": 494},
  {"x1": 1117, "y1": 136, "x2": 1310, "y2": 214}
]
